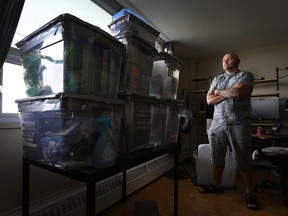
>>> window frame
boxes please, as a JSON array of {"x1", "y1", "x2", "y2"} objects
[{"x1": 91, "y1": 0, "x2": 123, "y2": 14}]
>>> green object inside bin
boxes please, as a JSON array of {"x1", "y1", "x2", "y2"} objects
[
  {"x1": 22, "y1": 50, "x2": 52, "y2": 96},
  {"x1": 21, "y1": 42, "x2": 85, "y2": 97}
]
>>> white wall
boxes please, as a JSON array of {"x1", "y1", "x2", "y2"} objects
[
  {"x1": 0, "y1": 127, "x2": 23, "y2": 213},
  {"x1": 196, "y1": 41, "x2": 288, "y2": 100}
]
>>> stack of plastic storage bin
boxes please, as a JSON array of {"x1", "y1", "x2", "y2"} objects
[
  {"x1": 15, "y1": 14, "x2": 126, "y2": 170},
  {"x1": 149, "y1": 51, "x2": 183, "y2": 150},
  {"x1": 109, "y1": 9, "x2": 183, "y2": 153},
  {"x1": 108, "y1": 10, "x2": 157, "y2": 153}
]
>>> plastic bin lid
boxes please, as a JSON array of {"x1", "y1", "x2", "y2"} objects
[
  {"x1": 16, "y1": 13, "x2": 125, "y2": 56},
  {"x1": 117, "y1": 33, "x2": 158, "y2": 56},
  {"x1": 16, "y1": 14, "x2": 95, "y2": 47},
  {"x1": 108, "y1": 12, "x2": 160, "y2": 37},
  {"x1": 15, "y1": 93, "x2": 125, "y2": 113},
  {"x1": 154, "y1": 52, "x2": 182, "y2": 70},
  {"x1": 15, "y1": 92, "x2": 125, "y2": 105},
  {"x1": 118, "y1": 92, "x2": 157, "y2": 103},
  {"x1": 113, "y1": 9, "x2": 148, "y2": 23},
  {"x1": 165, "y1": 99, "x2": 184, "y2": 107}
]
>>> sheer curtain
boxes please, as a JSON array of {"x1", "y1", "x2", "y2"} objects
[{"x1": 0, "y1": 0, "x2": 25, "y2": 69}]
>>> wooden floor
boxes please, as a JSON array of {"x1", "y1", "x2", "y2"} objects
[{"x1": 99, "y1": 159, "x2": 288, "y2": 216}]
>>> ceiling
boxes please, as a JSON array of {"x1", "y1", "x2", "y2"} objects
[{"x1": 119, "y1": 0, "x2": 288, "y2": 59}]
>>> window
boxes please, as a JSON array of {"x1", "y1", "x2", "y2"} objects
[
  {"x1": 1, "y1": 0, "x2": 115, "y2": 116},
  {"x1": 2, "y1": 63, "x2": 26, "y2": 113}
]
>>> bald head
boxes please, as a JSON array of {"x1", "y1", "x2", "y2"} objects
[{"x1": 222, "y1": 53, "x2": 240, "y2": 73}]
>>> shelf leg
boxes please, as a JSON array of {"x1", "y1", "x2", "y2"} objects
[
  {"x1": 86, "y1": 180, "x2": 95, "y2": 216},
  {"x1": 174, "y1": 145, "x2": 179, "y2": 216},
  {"x1": 122, "y1": 170, "x2": 127, "y2": 201},
  {"x1": 22, "y1": 158, "x2": 30, "y2": 216}
]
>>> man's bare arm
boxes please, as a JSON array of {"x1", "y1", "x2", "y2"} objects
[
  {"x1": 215, "y1": 82, "x2": 252, "y2": 99},
  {"x1": 207, "y1": 82, "x2": 253, "y2": 105},
  {"x1": 206, "y1": 91, "x2": 227, "y2": 105}
]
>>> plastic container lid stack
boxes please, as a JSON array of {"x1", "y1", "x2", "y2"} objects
[
  {"x1": 109, "y1": 9, "x2": 160, "y2": 47},
  {"x1": 16, "y1": 13, "x2": 125, "y2": 99}
]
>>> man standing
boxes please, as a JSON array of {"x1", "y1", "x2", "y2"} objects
[{"x1": 199, "y1": 53, "x2": 259, "y2": 210}]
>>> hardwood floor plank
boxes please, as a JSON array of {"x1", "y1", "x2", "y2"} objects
[{"x1": 100, "y1": 159, "x2": 288, "y2": 216}]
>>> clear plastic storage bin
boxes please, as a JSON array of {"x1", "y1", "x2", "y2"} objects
[
  {"x1": 16, "y1": 93, "x2": 124, "y2": 170},
  {"x1": 165, "y1": 99, "x2": 182, "y2": 144},
  {"x1": 149, "y1": 52, "x2": 181, "y2": 99},
  {"x1": 118, "y1": 34, "x2": 157, "y2": 96},
  {"x1": 118, "y1": 93, "x2": 155, "y2": 153},
  {"x1": 150, "y1": 98, "x2": 182, "y2": 146},
  {"x1": 149, "y1": 99, "x2": 167, "y2": 147},
  {"x1": 15, "y1": 14, "x2": 125, "y2": 98}
]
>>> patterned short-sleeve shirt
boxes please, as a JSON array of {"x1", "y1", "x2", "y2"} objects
[{"x1": 209, "y1": 70, "x2": 254, "y2": 124}]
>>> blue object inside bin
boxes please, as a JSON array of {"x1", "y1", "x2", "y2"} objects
[{"x1": 113, "y1": 9, "x2": 148, "y2": 23}]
